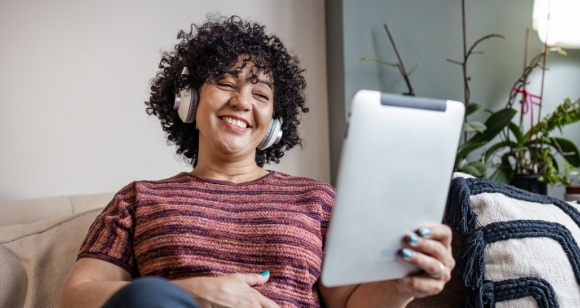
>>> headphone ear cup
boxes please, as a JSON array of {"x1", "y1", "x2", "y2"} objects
[
  {"x1": 257, "y1": 118, "x2": 283, "y2": 150},
  {"x1": 176, "y1": 87, "x2": 199, "y2": 123}
]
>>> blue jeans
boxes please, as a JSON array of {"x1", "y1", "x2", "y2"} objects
[{"x1": 101, "y1": 277, "x2": 200, "y2": 308}]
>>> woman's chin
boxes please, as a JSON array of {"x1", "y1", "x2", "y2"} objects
[{"x1": 215, "y1": 141, "x2": 255, "y2": 157}]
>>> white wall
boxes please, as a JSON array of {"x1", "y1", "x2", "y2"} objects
[{"x1": 0, "y1": 0, "x2": 330, "y2": 201}]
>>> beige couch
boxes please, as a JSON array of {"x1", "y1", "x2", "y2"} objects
[
  {"x1": 0, "y1": 193, "x2": 114, "y2": 308},
  {"x1": 0, "y1": 192, "x2": 465, "y2": 308}
]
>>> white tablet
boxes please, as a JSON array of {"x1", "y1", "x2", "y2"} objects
[{"x1": 321, "y1": 90, "x2": 464, "y2": 287}]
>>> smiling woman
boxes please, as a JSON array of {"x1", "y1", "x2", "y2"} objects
[{"x1": 59, "y1": 14, "x2": 455, "y2": 308}]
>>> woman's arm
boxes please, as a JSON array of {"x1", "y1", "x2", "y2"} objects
[
  {"x1": 60, "y1": 258, "x2": 280, "y2": 308},
  {"x1": 60, "y1": 258, "x2": 132, "y2": 308},
  {"x1": 319, "y1": 224, "x2": 455, "y2": 308},
  {"x1": 319, "y1": 280, "x2": 412, "y2": 308}
]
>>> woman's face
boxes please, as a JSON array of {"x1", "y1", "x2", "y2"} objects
[{"x1": 196, "y1": 59, "x2": 275, "y2": 159}]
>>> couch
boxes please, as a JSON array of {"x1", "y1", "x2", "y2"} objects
[{"x1": 0, "y1": 193, "x2": 114, "y2": 308}]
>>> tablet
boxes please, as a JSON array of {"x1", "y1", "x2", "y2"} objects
[{"x1": 320, "y1": 90, "x2": 464, "y2": 287}]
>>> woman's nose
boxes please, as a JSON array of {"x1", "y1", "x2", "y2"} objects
[{"x1": 229, "y1": 88, "x2": 252, "y2": 111}]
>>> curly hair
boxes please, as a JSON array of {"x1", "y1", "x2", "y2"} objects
[{"x1": 145, "y1": 15, "x2": 308, "y2": 167}]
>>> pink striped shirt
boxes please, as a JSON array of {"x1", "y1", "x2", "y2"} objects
[{"x1": 78, "y1": 171, "x2": 335, "y2": 307}]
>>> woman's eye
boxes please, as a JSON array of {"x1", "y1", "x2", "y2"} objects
[
  {"x1": 218, "y1": 83, "x2": 234, "y2": 88},
  {"x1": 256, "y1": 93, "x2": 269, "y2": 100}
]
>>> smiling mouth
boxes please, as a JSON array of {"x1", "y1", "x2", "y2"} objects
[{"x1": 220, "y1": 116, "x2": 249, "y2": 129}]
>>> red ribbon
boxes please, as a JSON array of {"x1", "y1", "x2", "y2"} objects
[{"x1": 513, "y1": 87, "x2": 541, "y2": 142}]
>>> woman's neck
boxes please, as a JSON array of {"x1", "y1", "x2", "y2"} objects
[{"x1": 192, "y1": 149, "x2": 268, "y2": 184}]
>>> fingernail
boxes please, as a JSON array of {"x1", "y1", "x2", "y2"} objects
[
  {"x1": 260, "y1": 270, "x2": 270, "y2": 276},
  {"x1": 402, "y1": 248, "x2": 413, "y2": 259},
  {"x1": 419, "y1": 228, "x2": 431, "y2": 237},
  {"x1": 409, "y1": 233, "x2": 419, "y2": 244}
]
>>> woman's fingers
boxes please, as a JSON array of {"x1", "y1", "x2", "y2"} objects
[
  {"x1": 399, "y1": 223, "x2": 455, "y2": 283},
  {"x1": 400, "y1": 248, "x2": 451, "y2": 282},
  {"x1": 404, "y1": 234, "x2": 455, "y2": 271},
  {"x1": 415, "y1": 224, "x2": 453, "y2": 247},
  {"x1": 253, "y1": 290, "x2": 281, "y2": 308},
  {"x1": 397, "y1": 275, "x2": 446, "y2": 298},
  {"x1": 239, "y1": 272, "x2": 271, "y2": 287}
]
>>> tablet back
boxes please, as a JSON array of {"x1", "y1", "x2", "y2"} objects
[{"x1": 321, "y1": 90, "x2": 464, "y2": 287}]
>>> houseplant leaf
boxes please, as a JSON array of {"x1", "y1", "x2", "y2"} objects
[
  {"x1": 548, "y1": 137, "x2": 580, "y2": 167},
  {"x1": 508, "y1": 122, "x2": 525, "y2": 146},
  {"x1": 484, "y1": 140, "x2": 516, "y2": 163},
  {"x1": 463, "y1": 122, "x2": 487, "y2": 133},
  {"x1": 459, "y1": 161, "x2": 487, "y2": 177},
  {"x1": 468, "y1": 108, "x2": 517, "y2": 144},
  {"x1": 466, "y1": 102, "x2": 483, "y2": 117},
  {"x1": 456, "y1": 141, "x2": 488, "y2": 167},
  {"x1": 489, "y1": 153, "x2": 514, "y2": 184}
]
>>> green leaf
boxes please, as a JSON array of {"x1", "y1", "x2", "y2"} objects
[
  {"x1": 459, "y1": 165, "x2": 482, "y2": 177},
  {"x1": 470, "y1": 161, "x2": 487, "y2": 175},
  {"x1": 459, "y1": 162, "x2": 487, "y2": 177},
  {"x1": 508, "y1": 122, "x2": 525, "y2": 146},
  {"x1": 484, "y1": 140, "x2": 515, "y2": 163},
  {"x1": 465, "y1": 102, "x2": 483, "y2": 117},
  {"x1": 488, "y1": 153, "x2": 514, "y2": 184},
  {"x1": 463, "y1": 122, "x2": 487, "y2": 133},
  {"x1": 456, "y1": 141, "x2": 488, "y2": 167},
  {"x1": 548, "y1": 137, "x2": 580, "y2": 167},
  {"x1": 489, "y1": 166, "x2": 513, "y2": 184},
  {"x1": 468, "y1": 108, "x2": 518, "y2": 144}
]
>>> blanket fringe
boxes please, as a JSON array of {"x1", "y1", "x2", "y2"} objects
[
  {"x1": 458, "y1": 228, "x2": 486, "y2": 288},
  {"x1": 445, "y1": 177, "x2": 478, "y2": 233}
]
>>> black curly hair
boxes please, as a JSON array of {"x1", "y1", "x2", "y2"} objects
[{"x1": 145, "y1": 15, "x2": 308, "y2": 167}]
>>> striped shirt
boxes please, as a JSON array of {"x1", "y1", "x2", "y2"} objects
[{"x1": 78, "y1": 171, "x2": 335, "y2": 307}]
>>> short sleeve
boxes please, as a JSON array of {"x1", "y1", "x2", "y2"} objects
[
  {"x1": 319, "y1": 184, "x2": 336, "y2": 252},
  {"x1": 78, "y1": 182, "x2": 138, "y2": 276}
]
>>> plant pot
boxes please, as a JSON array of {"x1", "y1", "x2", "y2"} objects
[
  {"x1": 510, "y1": 174, "x2": 547, "y2": 195},
  {"x1": 565, "y1": 186, "x2": 580, "y2": 202},
  {"x1": 566, "y1": 186, "x2": 580, "y2": 194}
]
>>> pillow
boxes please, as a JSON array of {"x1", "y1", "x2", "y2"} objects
[
  {"x1": 444, "y1": 173, "x2": 580, "y2": 307},
  {"x1": 0, "y1": 208, "x2": 102, "y2": 308}
]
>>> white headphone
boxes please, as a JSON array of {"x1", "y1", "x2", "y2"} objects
[{"x1": 173, "y1": 67, "x2": 283, "y2": 150}]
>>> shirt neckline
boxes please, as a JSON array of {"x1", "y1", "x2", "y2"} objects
[{"x1": 181, "y1": 170, "x2": 276, "y2": 186}]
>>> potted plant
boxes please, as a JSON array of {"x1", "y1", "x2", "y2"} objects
[
  {"x1": 479, "y1": 30, "x2": 580, "y2": 193},
  {"x1": 484, "y1": 95, "x2": 580, "y2": 192}
]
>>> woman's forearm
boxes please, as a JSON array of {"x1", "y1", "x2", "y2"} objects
[
  {"x1": 346, "y1": 280, "x2": 413, "y2": 308},
  {"x1": 60, "y1": 280, "x2": 129, "y2": 308}
]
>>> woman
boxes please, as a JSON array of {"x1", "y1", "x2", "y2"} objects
[{"x1": 60, "y1": 15, "x2": 454, "y2": 308}]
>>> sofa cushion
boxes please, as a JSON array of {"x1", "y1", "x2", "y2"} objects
[
  {"x1": 0, "y1": 192, "x2": 114, "y2": 228},
  {"x1": 0, "y1": 208, "x2": 103, "y2": 308},
  {"x1": 444, "y1": 173, "x2": 580, "y2": 307}
]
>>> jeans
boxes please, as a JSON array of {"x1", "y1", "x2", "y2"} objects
[{"x1": 101, "y1": 277, "x2": 200, "y2": 308}]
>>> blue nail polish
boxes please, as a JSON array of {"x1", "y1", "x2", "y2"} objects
[
  {"x1": 419, "y1": 228, "x2": 432, "y2": 237},
  {"x1": 409, "y1": 233, "x2": 419, "y2": 244},
  {"x1": 260, "y1": 270, "x2": 270, "y2": 276},
  {"x1": 402, "y1": 248, "x2": 413, "y2": 259}
]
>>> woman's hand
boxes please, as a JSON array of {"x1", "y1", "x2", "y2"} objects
[
  {"x1": 173, "y1": 272, "x2": 280, "y2": 308},
  {"x1": 394, "y1": 223, "x2": 455, "y2": 299}
]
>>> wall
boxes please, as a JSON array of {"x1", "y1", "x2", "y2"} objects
[
  {"x1": 327, "y1": 0, "x2": 580, "y2": 197},
  {"x1": 0, "y1": 0, "x2": 330, "y2": 201}
]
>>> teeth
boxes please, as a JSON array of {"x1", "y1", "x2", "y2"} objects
[{"x1": 223, "y1": 117, "x2": 248, "y2": 128}]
